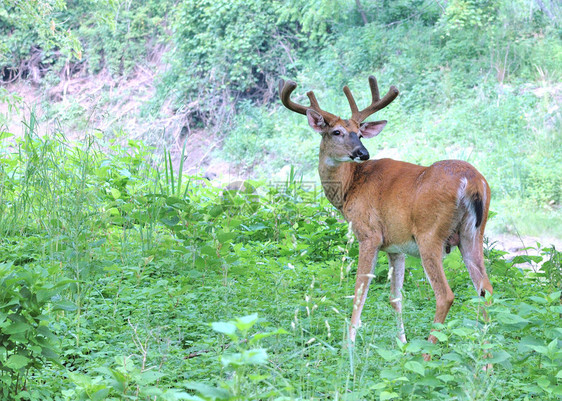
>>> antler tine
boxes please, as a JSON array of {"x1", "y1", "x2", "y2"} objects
[
  {"x1": 343, "y1": 85, "x2": 359, "y2": 117},
  {"x1": 368, "y1": 75, "x2": 381, "y2": 103},
  {"x1": 279, "y1": 79, "x2": 308, "y2": 115},
  {"x1": 306, "y1": 91, "x2": 320, "y2": 109},
  {"x1": 279, "y1": 79, "x2": 339, "y2": 124},
  {"x1": 354, "y1": 75, "x2": 399, "y2": 123}
]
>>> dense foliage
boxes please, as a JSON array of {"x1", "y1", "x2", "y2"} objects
[{"x1": 0, "y1": 125, "x2": 560, "y2": 400}]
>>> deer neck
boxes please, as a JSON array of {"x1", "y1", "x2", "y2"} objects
[{"x1": 318, "y1": 156, "x2": 357, "y2": 211}]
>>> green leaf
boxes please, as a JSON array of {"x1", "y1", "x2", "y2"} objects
[
  {"x1": 217, "y1": 231, "x2": 237, "y2": 244},
  {"x1": 52, "y1": 300, "x2": 77, "y2": 312},
  {"x1": 376, "y1": 348, "x2": 401, "y2": 362},
  {"x1": 547, "y1": 339, "x2": 559, "y2": 356},
  {"x1": 430, "y1": 331, "x2": 448, "y2": 342},
  {"x1": 234, "y1": 313, "x2": 258, "y2": 333},
  {"x1": 370, "y1": 382, "x2": 386, "y2": 390},
  {"x1": 550, "y1": 305, "x2": 562, "y2": 314},
  {"x1": 380, "y1": 391, "x2": 399, "y2": 400},
  {"x1": 5, "y1": 354, "x2": 30, "y2": 370},
  {"x1": 41, "y1": 346, "x2": 59, "y2": 362},
  {"x1": 250, "y1": 328, "x2": 288, "y2": 345},
  {"x1": 519, "y1": 336, "x2": 543, "y2": 351},
  {"x1": 139, "y1": 370, "x2": 166, "y2": 385},
  {"x1": 201, "y1": 246, "x2": 217, "y2": 257},
  {"x1": 437, "y1": 374, "x2": 455, "y2": 383},
  {"x1": 211, "y1": 322, "x2": 237, "y2": 336},
  {"x1": 529, "y1": 345, "x2": 549, "y2": 355},
  {"x1": 452, "y1": 327, "x2": 473, "y2": 337},
  {"x1": 4, "y1": 321, "x2": 30, "y2": 334},
  {"x1": 246, "y1": 223, "x2": 267, "y2": 231},
  {"x1": 537, "y1": 376, "x2": 552, "y2": 391},
  {"x1": 37, "y1": 325, "x2": 58, "y2": 342},
  {"x1": 208, "y1": 205, "x2": 224, "y2": 218},
  {"x1": 221, "y1": 352, "x2": 243, "y2": 368},
  {"x1": 495, "y1": 313, "x2": 529, "y2": 326},
  {"x1": 529, "y1": 296, "x2": 548, "y2": 304},
  {"x1": 418, "y1": 375, "x2": 440, "y2": 386},
  {"x1": 548, "y1": 291, "x2": 561, "y2": 302},
  {"x1": 243, "y1": 348, "x2": 268, "y2": 365},
  {"x1": 184, "y1": 382, "x2": 231, "y2": 400},
  {"x1": 405, "y1": 360, "x2": 425, "y2": 376},
  {"x1": 405, "y1": 340, "x2": 425, "y2": 353},
  {"x1": 91, "y1": 388, "x2": 110, "y2": 401},
  {"x1": 248, "y1": 373, "x2": 269, "y2": 382},
  {"x1": 166, "y1": 196, "x2": 187, "y2": 207},
  {"x1": 512, "y1": 255, "x2": 542, "y2": 264},
  {"x1": 160, "y1": 213, "x2": 180, "y2": 226},
  {"x1": 488, "y1": 350, "x2": 511, "y2": 363},
  {"x1": 380, "y1": 369, "x2": 408, "y2": 381},
  {"x1": 110, "y1": 188, "x2": 121, "y2": 199},
  {"x1": 441, "y1": 352, "x2": 463, "y2": 362}
]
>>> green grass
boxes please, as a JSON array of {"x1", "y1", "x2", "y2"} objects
[
  {"x1": 0, "y1": 123, "x2": 560, "y2": 400},
  {"x1": 490, "y1": 198, "x2": 562, "y2": 239}
]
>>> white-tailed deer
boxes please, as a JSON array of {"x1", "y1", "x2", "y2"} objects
[{"x1": 279, "y1": 76, "x2": 493, "y2": 348}]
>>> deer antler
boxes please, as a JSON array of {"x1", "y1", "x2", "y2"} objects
[
  {"x1": 279, "y1": 79, "x2": 339, "y2": 125},
  {"x1": 343, "y1": 76, "x2": 399, "y2": 124}
]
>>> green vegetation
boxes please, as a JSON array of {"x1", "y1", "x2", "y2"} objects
[
  {"x1": 1, "y1": 1, "x2": 562, "y2": 399},
  {"x1": 0, "y1": 126, "x2": 560, "y2": 399}
]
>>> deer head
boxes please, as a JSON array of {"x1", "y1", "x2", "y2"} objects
[{"x1": 279, "y1": 76, "x2": 399, "y2": 164}]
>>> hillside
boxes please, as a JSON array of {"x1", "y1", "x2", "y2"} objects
[{"x1": 1, "y1": 2, "x2": 562, "y2": 229}]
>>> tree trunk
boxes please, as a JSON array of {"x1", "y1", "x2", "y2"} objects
[
  {"x1": 355, "y1": 0, "x2": 368, "y2": 25},
  {"x1": 535, "y1": 0, "x2": 555, "y2": 21}
]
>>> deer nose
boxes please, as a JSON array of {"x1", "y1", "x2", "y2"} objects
[{"x1": 352, "y1": 147, "x2": 370, "y2": 161}]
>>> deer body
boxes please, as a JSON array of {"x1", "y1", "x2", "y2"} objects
[
  {"x1": 321, "y1": 157, "x2": 486, "y2": 254},
  {"x1": 279, "y1": 76, "x2": 493, "y2": 347}
]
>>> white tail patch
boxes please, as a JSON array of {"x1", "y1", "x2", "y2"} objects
[
  {"x1": 456, "y1": 177, "x2": 468, "y2": 207},
  {"x1": 456, "y1": 177, "x2": 479, "y2": 239},
  {"x1": 481, "y1": 179, "x2": 487, "y2": 212}
]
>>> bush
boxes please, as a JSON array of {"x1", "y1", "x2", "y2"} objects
[
  {"x1": 162, "y1": 0, "x2": 292, "y2": 128},
  {"x1": 526, "y1": 160, "x2": 562, "y2": 206},
  {"x1": 63, "y1": 0, "x2": 172, "y2": 75},
  {"x1": 0, "y1": 262, "x2": 69, "y2": 399},
  {"x1": 0, "y1": 0, "x2": 171, "y2": 82}
]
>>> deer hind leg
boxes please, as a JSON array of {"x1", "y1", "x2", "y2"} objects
[
  {"x1": 459, "y1": 227, "x2": 493, "y2": 333},
  {"x1": 459, "y1": 230, "x2": 493, "y2": 297},
  {"x1": 418, "y1": 238, "x2": 455, "y2": 345},
  {"x1": 459, "y1": 225, "x2": 494, "y2": 369},
  {"x1": 388, "y1": 253, "x2": 407, "y2": 343},
  {"x1": 349, "y1": 240, "x2": 380, "y2": 342}
]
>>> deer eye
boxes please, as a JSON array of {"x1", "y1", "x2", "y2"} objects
[{"x1": 332, "y1": 130, "x2": 341, "y2": 136}]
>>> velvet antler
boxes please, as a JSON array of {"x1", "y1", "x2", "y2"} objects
[
  {"x1": 279, "y1": 79, "x2": 339, "y2": 125},
  {"x1": 343, "y1": 76, "x2": 399, "y2": 123}
]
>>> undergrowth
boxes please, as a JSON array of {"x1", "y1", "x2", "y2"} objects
[{"x1": 0, "y1": 122, "x2": 560, "y2": 400}]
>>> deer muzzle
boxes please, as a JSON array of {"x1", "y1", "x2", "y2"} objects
[{"x1": 349, "y1": 132, "x2": 370, "y2": 161}]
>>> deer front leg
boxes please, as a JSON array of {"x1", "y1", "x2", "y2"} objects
[
  {"x1": 388, "y1": 253, "x2": 407, "y2": 343},
  {"x1": 349, "y1": 239, "x2": 380, "y2": 342},
  {"x1": 418, "y1": 239, "x2": 454, "y2": 346}
]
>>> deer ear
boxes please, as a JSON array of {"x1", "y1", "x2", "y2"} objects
[
  {"x1": 359, "y1": 120, "x2": 387, "y2": 138},
  {"x1": 307, "y1": 109, "x2": 326, "y2": 132}
]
